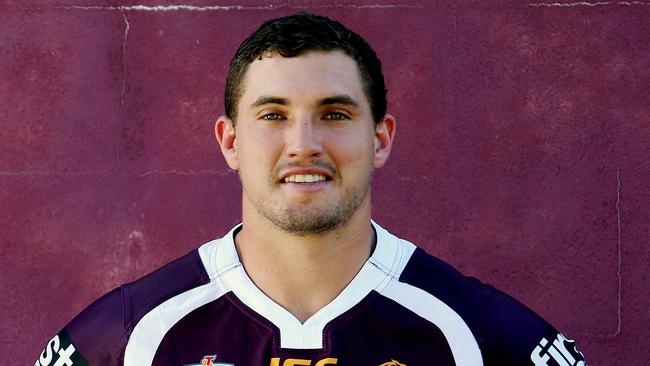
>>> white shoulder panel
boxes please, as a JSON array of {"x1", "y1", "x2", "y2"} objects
[
  {"x1": 381, "y1": 280, "x2": 484, "y2": 366},
  {"x1": 123, "y1": 280, "x2": 230, "y2": 366},
  {"x1": 198, "y1": 224, "x2": 242, "y2": 280},
  {"x1": 369, "y1": 220, "x2": 417, "y2": 279}
]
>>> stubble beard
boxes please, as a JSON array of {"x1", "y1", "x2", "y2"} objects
[{"x1": 242, "y1": 168, "x2": 373, "y2": 236}]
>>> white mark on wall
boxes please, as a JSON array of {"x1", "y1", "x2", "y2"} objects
[
  {"x1": 614, "y1": 169, "x2": 622, "y2": 336},
  {"x1": 129, "y1": 230, "x2": 144, "y2": 241},
  {"x1": 18, "y1": 3, "x2": 427, "y2": 11},
  {"x1": 120, "y1": 10, "x2": 129, "y2": 108},
  {"x1": 0, "y1": 170, "x2": 115, "y2": 176},
  {"x1": 0, "y1": 169, "x2": 229, "y2": 176},
  {"x1": 291, "y1": 4, "x2": 426, "y2": 9},
  {"x1": 123, "y1": 4, "x2": 281, "y2": 11},
  {"x1": 136, "y1": 169, "x2": 232, "y2": 177},
  {"x1": 529, "y1": 1, "x2": 649, "y2": 7},
  {"x1": 574, "y1": 169, "x2": 625, "y2": 339},
  {"x1": 107, "y1": 230, "x2": 146, "y2": 281},
  {"x1": 22, "y1": 4, "x2": 286, "y2": 11}
]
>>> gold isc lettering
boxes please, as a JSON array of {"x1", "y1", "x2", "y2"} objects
[
  {"x1": 269, "y1": 357, "x2": 338, "y2": 366},
  {"x1": 284, "y1": 359, "x2": 312, "y2": 366}
]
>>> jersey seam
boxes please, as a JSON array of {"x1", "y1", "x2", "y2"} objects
[
  {"x1": 370, "y1": 239, "x2": 409, "y2": 295},
  {"x1": 368, "y1": 239, "x2": 407, "y2": 279},
  {"x1": 205, "y1": 237, "x2": 240, "y2": 283}
]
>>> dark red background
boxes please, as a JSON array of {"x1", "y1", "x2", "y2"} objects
[{"x1": 1, "y1": 1, "x2": 648, "y2": 365}]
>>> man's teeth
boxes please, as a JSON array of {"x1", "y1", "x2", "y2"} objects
[{"x1": 284, "y1": 174, "x2": 327, "y2": 183}]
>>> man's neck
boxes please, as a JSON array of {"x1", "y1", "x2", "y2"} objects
[{"x1": 234, "y1": 198, "x2": 375, "y2": 323}]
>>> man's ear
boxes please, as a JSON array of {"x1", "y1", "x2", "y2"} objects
[
  {"x1": 215, "y1": 115, "x2": 239, "y2": 171},
  {"x1": 373, "y1": 114, "x2": 397, "y2": 169}
]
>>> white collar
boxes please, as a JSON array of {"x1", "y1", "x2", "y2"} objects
[{"x1": 198, "y1": 220, "x2": 416, "y2": 349}]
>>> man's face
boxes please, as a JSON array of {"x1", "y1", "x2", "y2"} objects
[{"x1": 217, "y1": 50, "x2": 394, "y2": 234}]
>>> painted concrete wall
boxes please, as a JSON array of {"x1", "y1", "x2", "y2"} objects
[{"x1": 1, "y1": 1, "x2": 648, "y2": 365}]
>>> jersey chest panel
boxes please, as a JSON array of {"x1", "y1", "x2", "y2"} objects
[{"x1": 152, "y1": 293, "x2": 455, "y2": 366}]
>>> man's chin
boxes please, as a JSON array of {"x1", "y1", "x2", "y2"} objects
[
  {"x1": 276, "y1": 223, "x2": 341, "y2": 236},
  {"x1": 270, "y1": 211, "x2": 345, "y2": 235}
]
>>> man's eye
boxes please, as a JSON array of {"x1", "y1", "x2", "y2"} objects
[
  {"x1": 324, "y1": 112, "x2": 349, "y2": 120},
  {"x1": 261, "y1": 113, "x2": 284, "y2": 120}
]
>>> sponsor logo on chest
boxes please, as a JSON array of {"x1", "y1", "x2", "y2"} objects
[
  {"x1": 268, "y1": 358, "x2": 404, "y2": 366},
  {"x1": 269, "y1": 357, "x2": 338, "y2": 366},
  {"x1": 185, "y1": 354, "x2": 235, "y2": 366},
  {"x1": 379, "y1": 360, "x2": 406, "y2": 366}
]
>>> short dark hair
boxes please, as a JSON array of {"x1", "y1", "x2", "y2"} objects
[{"x1": 224, "y1": 12, "x2": 387, "y2": 124}]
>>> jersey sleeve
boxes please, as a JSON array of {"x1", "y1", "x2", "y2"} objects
[
  {"x1": 34, "y1": 287, "x2": 127, "y2": 366},
  {"x1": 469, "y1": 278, "x2": 587, "y2": 366},
  {"x1": 400, "y1": 248, "x2": 587, "y2": 366}
]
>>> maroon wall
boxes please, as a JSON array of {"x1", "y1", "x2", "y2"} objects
[{"x1": 1, "y1": 1, "x2": 648, "y2": 365}]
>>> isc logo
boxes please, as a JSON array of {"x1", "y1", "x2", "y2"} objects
[
  {"x1": 530, "y1": 333, "x2": 585, "y2": 366},
  {"x1": 269, "y1": 357, "x2": 338, "y2": 366}
]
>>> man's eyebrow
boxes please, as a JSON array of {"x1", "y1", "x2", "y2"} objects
[
  {"x1": 250, "y1": 96, "x2": 288, "y2": 109},
  {"x1": 320, "y1": 95, "x2": 359, "y2": 108},
  {"x1": 249, "y1": 95, "x2": 360, "y2": 109}
]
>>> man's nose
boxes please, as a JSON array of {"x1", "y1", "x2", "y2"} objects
[{"x1": 286, "y1": 116, "x2": 323, "y2": 159}]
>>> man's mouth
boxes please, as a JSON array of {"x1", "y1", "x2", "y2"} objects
[{"x1": 283, "y1": 174, "x2": 328, "y2": 183}]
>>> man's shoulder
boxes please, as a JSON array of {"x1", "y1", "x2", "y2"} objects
[
  {"x1": 121, "y1": 247, "x2": 211, "y2": 325},
  {"x1": 374, "y1": 224, "x2": 489, "y2": 306},
  {"x1": 389, "y1": 234, "x2": 586, "y2": 365},
  {"x1": 399, "y1": 246, "x2": 489, "y2": 304},
  {"x1": 79, "y1": 243, "x2": 215, "y2": 334},
  {"x1": 397, "y1": 241, "x2": 551, "y2": 335},
  {"x1": 35, "y1": 241, "x2": 217, "y2": 366}
]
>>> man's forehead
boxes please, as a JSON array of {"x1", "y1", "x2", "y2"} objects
[{"x1": 238, "y1": 50, "x2": 367, "y2": 108}]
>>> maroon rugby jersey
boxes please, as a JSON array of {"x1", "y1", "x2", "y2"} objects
[{"x1": 35, "y1": 222, "x2": 586, "y2": 366}]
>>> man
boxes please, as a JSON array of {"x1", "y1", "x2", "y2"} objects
[{"x1": 36, "y1": 12, "x2": 586, "y2": 366}]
